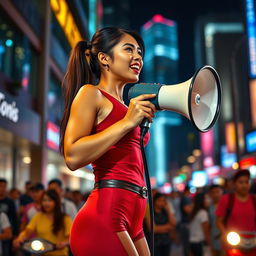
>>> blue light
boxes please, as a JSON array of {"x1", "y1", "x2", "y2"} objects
[
  {"x1": 246, "y1": 0, "x2": 256, "y2": 78},
  {"x1": 5, "y1": 39, "x2": 13, "y2": 47},
  {"x1": 220, "y1": 145, "x2": 237, "y2": 168},
  {"x1": 0, "y1": 45, "x2": 5, "y2": 54},
  {"x1": 246, "y1": 131, "x2": 256, "y2": 152}
]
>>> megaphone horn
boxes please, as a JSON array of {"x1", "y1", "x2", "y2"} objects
[{"x1": 128, "y1": 65, "x2": 222, "y2": 132}]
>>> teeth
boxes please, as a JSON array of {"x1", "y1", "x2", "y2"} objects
[{"x1": 130, "y1": 65, "x2": 140, "y2": 70}]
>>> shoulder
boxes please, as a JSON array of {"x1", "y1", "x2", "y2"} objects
[
  {"x1": 74, "y1": 84, "x2": 101, "y2": 104},
  {"x1": 197, "y1": 209, "x2": 208, "y2": 221}
]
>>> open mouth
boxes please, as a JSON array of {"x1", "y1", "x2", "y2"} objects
[{"x1": 130, "y1": 64, "x2": 140, "y2": 74}]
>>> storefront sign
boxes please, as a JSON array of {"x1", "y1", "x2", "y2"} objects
[
  {"x1": 0, "y1": 92, "x2": 19, "y2": 123},
  {"x1": 0, "y1": 89, "x2": 40, "y2": 144},
  {"x1": 50, "y1": 0, "x2": 83, "y2": 48}
]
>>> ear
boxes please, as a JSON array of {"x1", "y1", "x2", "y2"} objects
[{"x1": 97, "y1": 52, "x2": 110, "y2": 67}]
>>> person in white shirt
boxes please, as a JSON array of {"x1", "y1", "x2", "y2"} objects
[
  {"x1": 188, "y1": 192, "x2": 210, "y2": 256},
  {"x1": 0, "y1": 212, "x2": 12, "y2": 256}
]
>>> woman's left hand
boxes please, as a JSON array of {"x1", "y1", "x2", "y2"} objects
[{"x1": 56, "y1": 241, "x2": 68, "y2": 249}]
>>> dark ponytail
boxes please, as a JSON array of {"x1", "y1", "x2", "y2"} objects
[
  {"x1": 59, "y1": 27, "x2": 145, "y2": 155},
  {"x1": 59, "y1": 40, "x2": 94, "y2": 154}
]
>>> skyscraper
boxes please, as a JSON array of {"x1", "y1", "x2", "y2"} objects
[{"x1": 141, "y1": 15, "x2": 181, "y2": 186}]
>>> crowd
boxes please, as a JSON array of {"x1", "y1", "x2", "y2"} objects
[
  {"x1": 144, "y1": 169, "x2": 256, "y2": 256},
  {"x1": 0, "y1": 169, "x2": 254, "y2": 256},
  {"x1": 0, "y1": 178, "x2": 89, "y2": 256}
]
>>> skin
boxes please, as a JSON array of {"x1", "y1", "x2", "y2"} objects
[
  {"x1": 64, "y1": 33, "x2": 157, "y2": 255},
  {"x1": 216, "y1": 175, "x2": 250, "y2": 248},
  {"x1": 13, "y1": 194, "x2": 69, "y2": 250}
]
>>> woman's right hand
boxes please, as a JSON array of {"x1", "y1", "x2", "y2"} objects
[
  {"x1": 123, "y1": 94, "x2": 157, "y2": 129},
  {"x1": 13, "y1": 237, "x2": 23, "y2": 249}
]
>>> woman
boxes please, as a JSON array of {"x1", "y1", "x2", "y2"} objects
[
  {"x1": 152, "y1": 192, "x2": 176, "y2": 256},
  {"x1": 60, "y1": 27, "x2": 156, "y2": 255},
  {"x1": 13, "y1": 190, "x2": 72, "y2": 256},
  {"x1": 188, "y1": 192, "x2": 211, "y2": 256}
]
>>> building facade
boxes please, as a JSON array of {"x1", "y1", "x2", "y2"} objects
[{"x1": 0, "y1": 0, "x2": 101, "y2": 191}]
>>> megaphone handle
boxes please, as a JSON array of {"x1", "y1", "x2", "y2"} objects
[{"x1": 140, "y1": 118, "x2": 151, "y2": 137}]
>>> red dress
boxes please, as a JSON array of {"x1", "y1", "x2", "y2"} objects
[{"x1": 70, "y1": 89, "x2": 149, "y2": 256}]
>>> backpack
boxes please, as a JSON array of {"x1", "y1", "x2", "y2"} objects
[{"x1": 224, "y1": 193, "x2": 256, "y2": 226}]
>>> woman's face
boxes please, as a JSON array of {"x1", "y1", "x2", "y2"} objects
[
  {"x1": 107, "y1": 33, "x2": 143, "y2": 83},
  {"x1": 41, "y1": 194, "x2": 55, "y2": 213},
  {"x1": 155, "y1": 196, "x2": 167, "y2": 209}
]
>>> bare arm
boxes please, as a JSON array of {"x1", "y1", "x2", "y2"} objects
[
  {"x1": 13, "y1": 228, "x2": 34, "y2": 248},
  {"x1": 64, "y1": 85, "x2": 156, "y2": 170},
  {"x1": 0, "y1": 227, "x2": 12, "y2": 240},
  {"x1": 202, "y1": 221, "x2": 211, "y2": 245}
]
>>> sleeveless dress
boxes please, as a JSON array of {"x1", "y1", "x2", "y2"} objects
[{"x1": 70, "y1": 88, "x2": 150, "y2": 256}]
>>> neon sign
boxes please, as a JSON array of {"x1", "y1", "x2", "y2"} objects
[
  {"x1": 50, "y1": 0, "x2": 83, "y2": 48},
  {"x1": 246, "y1": 0, "x2": 256, "y2": 78}
]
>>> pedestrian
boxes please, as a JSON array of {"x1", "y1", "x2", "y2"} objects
[
  {"x1": 188, "y1": 192, "x2": 211, "y2": 256},
  {"x1": 216, "y1": 169, "x2": 256, "y2": 256},
  {"x1": 152, "y1": 192, "x2": 176, "y2": 256},
  {"x1": 208, "y1": 184, "x2": 223, "y2": 256},
  {"x1": 13, "y1": 189, "x2": 72, "y2": 256},
  {"x1": 59, "y1": 27, "x2": 156, "y2": 255},
  {"x1": 48, "y1": 179, "x2": 77, "y2": 220}
]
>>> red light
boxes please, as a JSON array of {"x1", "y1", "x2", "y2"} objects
[{"x1": 153, "y1": 14, "x2": 164, "y2": 23}]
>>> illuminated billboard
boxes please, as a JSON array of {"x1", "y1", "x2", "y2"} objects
[{"x1": 246, "y1": 0, "x2": 256, "y2": 78}]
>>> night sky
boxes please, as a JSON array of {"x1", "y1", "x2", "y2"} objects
[{"x1": 129, "y1": 0, "x2": 243, "y2": 80}]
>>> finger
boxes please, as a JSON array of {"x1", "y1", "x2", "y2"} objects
[
  {"x1": 133, "y1": 94, "x2": 156, "y2": 101},
  {"x1": 140, "y1": 106, "x2": 155, "y2": 118},
  {"x1": 137, "y1": 101, "x2": 157, "y2": 112}
]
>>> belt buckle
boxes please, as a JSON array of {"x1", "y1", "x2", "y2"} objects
[{"x1": 141, "y1": 186, "x2": 148, "y2": 199}]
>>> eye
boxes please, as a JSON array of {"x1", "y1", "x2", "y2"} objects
[
  {"x1": 125, "y1": 47, "x2": 133, "y2": 53},
  {"x1": 138, "y1": 50, "x2": 143, "y2": 56}
]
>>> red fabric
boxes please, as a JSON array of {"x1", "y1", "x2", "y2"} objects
[
  {"x1": 70, "y1": 188, "x2": 146, "y2": 256},
  {"x1": 91, "y1": 89, "x2": 149, "y2": 187},
  {"x1": 70, "y1": 89, "x2": 149, "y2": 255},
  {"x1": 216, "y1": 194, "x2": 256, "y2": 231}
]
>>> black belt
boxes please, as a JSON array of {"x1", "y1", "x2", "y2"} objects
[{"x1": 94, "y1": 179, "x2": 148, "y2": 199}]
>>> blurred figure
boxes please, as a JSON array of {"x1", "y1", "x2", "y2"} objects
[
  {"x1": 9, "y1": 188, "x2": 21, "y2": 215},
  {"x1": 208, "y1": 185, "x2": 223, "y2": 256},
  {"x1": 20, "y1": 182, "x2": 45, "y2": 231},
  {"x1": 0, "y1": 178, "x2": 18, "y2": 256},
  {"x1": 48, "y1": 179, "x2": 77, "y2": 220},
  {"x1": 151, "y1": 192, "x2": 176, "y2": 256},
  {"x1": 179, "y1": 185, "x2": 193, "y2": 256},
  {"x1": 0, "y1": 212, "x2": 12, "y2": 256},
  {"x1": 64, "y1": 188, "x2": 73, "y2": 201},
  {"x1": 72, "y1": 190, "x2": 85, "y2": 211},
  {"x1": 13, "y1": 190, "x2": 72, "y2": 256},
  {"x1": 189, "y1": 192, "x2": 211, "y2": 256},
  {"x1": 19, "y1": 181, "x2": 33, "y2": 207},
  {"x1": 216, "y1": 169, "x2": 256, "y2": 256}
]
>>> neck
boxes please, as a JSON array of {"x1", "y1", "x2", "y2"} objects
[
  {"x1": 97, "y1": 75, "x2": 126, "y2": 101},
  {"x1": 45, "y1": 212, "x2": 54, "y2": 218},
  {"x1": 235, "y1": 191, "x2": 249, "y2": 200}
]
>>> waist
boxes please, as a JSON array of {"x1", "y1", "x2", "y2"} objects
[{"x1": 94, "y1": 179, "x2": 148, "y2": 199}]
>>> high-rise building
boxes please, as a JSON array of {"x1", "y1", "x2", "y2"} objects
[
  {"x1": 194, "y1": 14, "x2": 246, "y2": 177},
  {"x1": 141, "y1": 15, "x2": 182, "y2": 186},
  {"x1": 0, "y1": 0, "x2": 101, "y2": 191}
]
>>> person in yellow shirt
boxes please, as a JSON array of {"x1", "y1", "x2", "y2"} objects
[{"x1": 13, "y1": 189, "x2": 72, "y2": 256}]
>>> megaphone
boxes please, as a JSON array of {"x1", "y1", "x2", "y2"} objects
[{"x1": 128, "y1": 65, "x2": 222, "y2": 132}]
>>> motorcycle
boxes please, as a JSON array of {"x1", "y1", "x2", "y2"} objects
[
  {"x1": 226, "y1": 231, "x2": 256, "y2": 256},
  {"x1": 22, "y1": 237, "x2": 56, "y2": 255}
]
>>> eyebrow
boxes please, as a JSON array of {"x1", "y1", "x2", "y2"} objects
[{"x1": 122, "y1": 43, "x2": 141, "y2": 50}]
